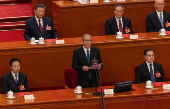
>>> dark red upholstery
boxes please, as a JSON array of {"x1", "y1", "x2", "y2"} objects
[
  {"x1": 0, "y1": 77, "x2": 1, "y2": 94},
  {"x1": 64, "y1": 68, "x2": 77, "y2": 89}
]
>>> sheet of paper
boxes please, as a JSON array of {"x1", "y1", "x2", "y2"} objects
[
  {"x1": 17, "y1": 92, "x2": 31, "y2": 97},
  {"x1": 89, "y1": 63, "x2": 103, "y2": 69}
]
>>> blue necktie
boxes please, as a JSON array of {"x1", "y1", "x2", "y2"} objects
[
  {"x1": 15, "y1": 75, "x2": 18, "y2": 84},
  {"x1": 86, "y1": 50, "x2": 91, "y2": 79},
  {"x1": 160, "y1": 13, "x2": 164, "y2": 28},
  {"x1": 150, "y1": 64, "x2": 155, "y2": 82},
  {"x1": 86, "y1": 50, "x2": 90, "y2": 63}
]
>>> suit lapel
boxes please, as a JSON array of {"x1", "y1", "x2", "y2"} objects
[
  {"x1": 122, "y1": 17, "x2": 126, "y2": 29},
  {"x1": 153, "y1": 62, "x2": 157, "y2": 74},
  {"x1": 80, "y1": 47, "x2": 89, "y2": 65},
  {"x1": 33, "y1": 17, "x2": 43, "y2": 35},
  {"x1": 42, "y1": 17, "x2": 46, "y2": 34},
  {"x1": 113, "y1": 17, "x2": 119, "y2": 32},
  {"x1": 163, "y1": 11, "x2": 168, "y2": 23},
  {"x1": 144, "y1": 63, "x2": 150, "y2": 75},
  {"x1": 9, "y1": 73, "x2": 18, "y2": 85}
]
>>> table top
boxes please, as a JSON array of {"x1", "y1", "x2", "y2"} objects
[
  {"x1": 4, "y1": 32, "x2": 170, "y2": 50},
  {"x1": 52, "y1": 0, "x2": 155, "y2": 7},
  {"x1": 1, "y1": 82, "x2": 169, "y2": 106}
]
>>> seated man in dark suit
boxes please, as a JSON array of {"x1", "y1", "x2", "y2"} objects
[
  {"x1": 2, "y1": 58, "x2": 29, "y2": 94},
  {"x1": 135, "y1": 48, "x2": 166, "y2": 83},
  {"x1": 72, "y1": 34, "x2": 102, "y2": 88},
  {"x1": 146, "y1": 0, "x2": 170, "y2": 32},
  {"x1": 105, "y1": 4, "x2": 134, "y2": 35},
  {"x1": 24, "y1": 4, "x2": 58, "y2": 40}
]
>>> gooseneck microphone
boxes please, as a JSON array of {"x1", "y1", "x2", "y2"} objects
[{"x1": 92, "y1": 57, "x2": 106, "y2": 109}]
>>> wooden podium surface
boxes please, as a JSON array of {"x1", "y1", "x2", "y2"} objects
[
  {"x1": 0, "y1": 32, "x2": 170, "y2": 89},
  {"x1": 1, "y1": 82, "x2": 170, "y2": 109},
  {"x1": 52, "y1": 0, "x2": 170, "y2": 38}
]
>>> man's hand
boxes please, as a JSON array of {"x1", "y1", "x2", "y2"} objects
[{"x1": 82, "y1": 66, "x2": 89, "y2": 71}]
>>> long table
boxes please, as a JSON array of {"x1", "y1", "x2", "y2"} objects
[
  {"x1": 0, "y1": 82, "x2": 170, "y2": 109},
  {"x1": 0, "y1": 32, "x2": 170, "y2": 88},
  {"x1": 52, "y1": 0, "x2": 170, "y2": 38}
]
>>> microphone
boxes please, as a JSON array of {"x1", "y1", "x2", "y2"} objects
[
  {"x1": 92, "y1": 57, "x2": 98, "y2": 65},
  {"x1": 92, "y1": 57, "x2": 106, "y2": 109}
]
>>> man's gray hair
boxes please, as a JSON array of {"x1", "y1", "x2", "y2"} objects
[
  {"x1": 114, "y1": 4, "x2": 124, "y2": 11},
  {"x1": 82, "y1": 34, "x2": 92, "y2": 40}
]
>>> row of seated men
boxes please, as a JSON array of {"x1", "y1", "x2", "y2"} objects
[
  {"x1": 1, "y1": 34, "x2": 166, "y2": 94},
  {"x1": 24, "y1": 0, "x2": 170, "y2": 40},
  {"x1": 105, "y1": 0, "x2": 170, "y2": 35}
]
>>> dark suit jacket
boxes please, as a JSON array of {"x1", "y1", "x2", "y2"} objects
[
  {"x1": 24, "y1": 16, "x2": 58, "y2": 40},
  {"x1": 105, "y1": 17, "x2": 134, "y2": 35},
  {"x1": 2, "y1": 72, "x2": 29, "y2": 94},
  {"x1": 135, "y1": 62, "x2": 166, "y2": 84},
  {"x1": 72, "y1": 47, "x2": 102, "y2": 88},
  {"x1": 146, "y1": 11, "x2": 170, "y2": 32}
]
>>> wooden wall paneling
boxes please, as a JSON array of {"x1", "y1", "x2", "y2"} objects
[{"x1": 0, "y1": 42, "x2": 16, "y2": 78}]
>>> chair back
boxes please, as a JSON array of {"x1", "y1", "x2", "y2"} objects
[{"x1": 64, "y1": 68, "x2": 77, "y2": 89}]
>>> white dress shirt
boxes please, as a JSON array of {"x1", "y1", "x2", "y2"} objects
[
  {"x1": 35, "y1": 16, "x2": 43, "y2": 27},
  {"x1": 11, "y1": 71, "x2": 19, "y2": 81},
  {"x1": 83, "y1": 46, "x2": 91, "y2": 57},
  {"x1": 146, "y1": 61, "x2": 154, "y2": 76},
  {"x1": 156, "y1": 10, "x2": 164, "y2": 22},
  {"x1": 115, "y1": 17, "x2": 123, "y2": 31}
]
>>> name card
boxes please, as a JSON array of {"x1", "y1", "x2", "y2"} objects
[
  {"x1": 24, "y1": 94, "x2": 35, "y2": 100},
  {"x1": 56, "y1": 40, "x2": 65, "y2": 44},
  {"x1": 130, "y1": 35, "x2": 138, "y2": 39},
  {"x1": 104, "y1": 89, "x2": 114, "y2": 94},
  {"x1": 90, "y1": 0, "x2": 98, "y2": 3},
  {"x1": 163, "y1": 84, "x2": 170, "y2": 89}
]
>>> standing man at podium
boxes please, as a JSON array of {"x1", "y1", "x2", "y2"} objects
[
  {"x1": 146, "y1": 0, "x2": 170, "y2": 32},
  {"x1": 105, "y1": 4, "x2": 134, "y2": 35},
  {"x1": 72, "y1": 34, "x2": 102, "y2": 88},
  {"x1": 135, "y1": 48, "x2": 166, "y2": 83},
  {"x1": 24, "y1": 4, "x2": 58, "y2": 40}
]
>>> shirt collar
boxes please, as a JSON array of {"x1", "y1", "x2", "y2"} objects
[
  {"x1": 156, "y1": 10, "x2": 163, "y2": 15},
  {"x1": 115, "y1": 17, "x2": 122, "y2": 21},
  {"x1": 146, "y1": 61, "x2": 153, "y2": 66},
  {"x1": 11, "y1": 71, "x2": 19, "y2": 76},
  {"x1": 35, "y1": 16, "x2": 43, "y2": 22},
  {"x1": 83, "y1": 46, "x2": 91, "y2": 52}
]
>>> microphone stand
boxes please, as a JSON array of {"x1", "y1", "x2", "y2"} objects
[{"x1": 93, "y1": 59, "x2": 106, "y2": 109}]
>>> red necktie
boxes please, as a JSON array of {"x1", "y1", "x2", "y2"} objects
[
  {"x1": 38, "y1": 19, "x2": 43, "y2": 33},
  {"x1": 118, "y1": 19, "x2": 123, "y2": 33}
]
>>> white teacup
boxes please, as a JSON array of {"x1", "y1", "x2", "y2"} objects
[
  {"x1": 159, "y1": 28, "x2": 165, "y2": 35},
  {"x1": 116, "y1": 32, "x2": 122, "y2": 37},
  {"x1": 146, "y1": 80, "x2": 152, "y2": 87},
  {"x1": 31, "y1": 37, "x2": 35, "y2": 44},
  {"x1": 74, "y1": 85, "x2": 82, "y2": 94},
  {"x1": 7, "y1": 90, "x2": 14, "y2": 98},
  {"x1": 39, "y1": 37, "x2": 44, "y2": 44}
]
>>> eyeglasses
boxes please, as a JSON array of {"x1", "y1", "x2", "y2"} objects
[
  {"x1": 146, "y1": 55, "x2": 154, "y2": 57},
  {"x1": 83, "y1": 40, "x2": 92, "y2": 42},
  {"x1": 115, "y1": 10, "x2": 123, "y2": 13}
]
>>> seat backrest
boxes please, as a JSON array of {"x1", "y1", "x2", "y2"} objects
[
  {"x1": 0, "y1": 77, "x2": 2, "y2": 94},
  {"x1": 64, "y1": 68, "x2": 77, "y2": 89}
]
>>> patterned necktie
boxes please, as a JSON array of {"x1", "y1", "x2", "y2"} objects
[
  {"x1": 38, "y1": 19, "x2": 43, "y2": 33},
  {"x1": 159, "y1": 13, "x2": 164, "y2": 28},
  {"x1": 150, "y1": 64, "x2": 155, "y2": 82},
  {"x1": 118, "y1": 19, "x2": 123, "y2": 33},
  {"x1": 15, "y1": 75, "x2": 18, "y2": 84},
  {"x1": 86, "y1": 50, "x2": 90, "y2": 63}
]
